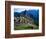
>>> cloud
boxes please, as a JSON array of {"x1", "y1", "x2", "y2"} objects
[{"x1": 14, "y1": 8, "x2": 25, "y2": 12}]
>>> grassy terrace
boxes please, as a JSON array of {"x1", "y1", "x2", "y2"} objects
[{"x1": 14, "y1": 23, "x2": 39, "y2": 30}]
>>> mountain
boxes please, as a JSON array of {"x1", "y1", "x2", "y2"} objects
[
  {"x1": 14, "y1": 9, "x2": 39, "y2": 25},
  {"x1": 25, "y1": 10, "x2": 39, "y2": 25}
]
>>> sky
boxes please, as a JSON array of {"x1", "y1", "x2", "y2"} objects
[{"x1": 14, "y1": 8, "x2": 39, "y2": 13}]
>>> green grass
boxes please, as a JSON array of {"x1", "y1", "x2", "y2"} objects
[{"x1": 14, "y1": 24, "x2": 39, "y2": 30}]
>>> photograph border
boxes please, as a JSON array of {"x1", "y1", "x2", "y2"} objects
[{"x1": 5, "y1": 1, "x2": 45, "y2": 38}]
